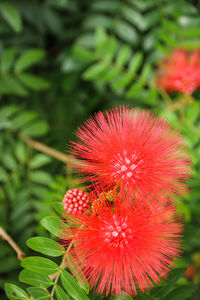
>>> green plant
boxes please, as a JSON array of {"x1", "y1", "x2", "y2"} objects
[
  {"x1": 1, "y1": 0, "x2": 200, "y2": 299},
  {"x1": 4, "y1": 215, "x2": 194, "y2": 300}
]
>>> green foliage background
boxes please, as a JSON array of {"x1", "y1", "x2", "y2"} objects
[{"x1": 0, "y1": 0, "x2": 200, "y2": 299}]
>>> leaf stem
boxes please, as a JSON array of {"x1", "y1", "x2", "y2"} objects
[{"x1": 50, "y1": 239, "x2": 74, "y2": 299}]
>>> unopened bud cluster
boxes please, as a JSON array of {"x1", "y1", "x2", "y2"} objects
[{"x1": 63, "y1": 189, "x2": 89, "y2": 214}]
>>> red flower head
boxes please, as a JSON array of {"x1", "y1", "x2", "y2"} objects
[
  {"x1": 156, "y1": 49, "x2": 200, "y2": 94},
  {"x1": 62, "y1": 195, "x2": 182, "y2": 296},
  {"x1": 71, "y1": 106, "x2": 190, "y2": 200}
]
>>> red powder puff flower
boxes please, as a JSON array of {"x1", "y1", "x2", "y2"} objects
[
  {"x1": 63, "y1": 189, "x2": 89, "y2": 214},
  {"x1": 156, "y1": 49, "x2": 200, "y2": 94},
  {"x1": 62, "y1": 196, "x2": 182, "y2": 296},
  {"x1": 70, "y1": 106, "x2": 190, "y2": 200}
]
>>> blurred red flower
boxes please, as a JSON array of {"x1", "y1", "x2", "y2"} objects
[
  {"x1": 62, "y1": 196, "x2": 182, "y2": 296},
  {"x1": 71, "y1": 106, "x2": 190, "y2": 200},
  {"x1": 156, "y1": 49, "x2": 200, "y2": 94}
]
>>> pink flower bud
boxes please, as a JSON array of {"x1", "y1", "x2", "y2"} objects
[{"x1": 63, "y1": 189, "x2": 89, "y2": 215}]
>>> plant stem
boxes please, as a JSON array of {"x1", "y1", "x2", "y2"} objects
[
  {"x1": 0, "y1": 226, "x2": 25, "y2": 260},
  {"x1": 50, "y1": 239, "x2": 74, "y2": 299},
  {"x1": 21, "y1": 136, "x2": 83, "y2": 166}
]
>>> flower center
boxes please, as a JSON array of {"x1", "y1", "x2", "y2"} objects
[
  {"x1": 113, "y1": 150, "x2": 142, "y2": 182},
  {"x1": 103, "y1": 215, "x2": 132, "y2": 248}
]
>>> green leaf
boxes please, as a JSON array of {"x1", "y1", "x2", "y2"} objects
[
  {"x1": 0, "y1": 47, "x2": 18, "y2": 74},
  {"x1": 103, "y1": 36, "x2": 118, "y2": 62},
  {"x1": 0, "y1": 2, "x2": 22, "y2": 32},
  {"x1": 26, "y1": 237, "x2": 65, "y2": 257},
  {"x1": 95, "y1": 27, "x2": 108, "y2": 57},
  {"x1": 145, "y1": 11, "x2": 160, "y2": 28},
  {"x1": 115, "y1": 45, "x2": 131, "y2": 70},
  {"x1": 99, "y1": 67, "x2": 119, "y2": 83},
  {"x1": 14, "y1": 49, "x2": 45, "y2": 73},
  {"x1": 128, "y1": 52, "x2": 143, "y2": 74},
  {"x1": 1, "y1": 153, "x2": 17, "y2": 170},
  {"x1": 17, "y1": 73, "x2": 50, "y2": 91},
  {"x1": 84, "y1": 15, "x2": 112, "y2": 31},
  {"x1": 19, "y1": 269, "x2": 53, "y2": 288},
  {"x1": 21, "y1": 256, "x2": 58, "y2": 275},
  {"x1": 41, "y1": 216, "x2": 64, "y2": 237},
  {"x1": 111, "y1": 74, "x2": 132, "y2": 91},
  {"x1": 30, "y1": 171, "x2": 53, "y2": 186},
  {"x1": 27, "y1": 287, "x2": 50, "y2": 300},
  {"x1": 30, "y1": 154, "x2": 52, "y2": 169},
  {"x1": 91, "y1": 0, "x2": 120, "y2": 12},
  {"x1": 0, "y1": 75, "x2": 28, "y2": 97},
  {"x1": 11, "y1": 200, "x2": 30, "y2": 224},
  {"x1": 43, "y1": 7, "x2": 62, "y2": 33},
  {"x1": 115, "y1": 20, "x2": 139, "y2": 45},
  {"x1": 73, "y1": 45, "x2": 94, "y2": 62},
  {"x1": 55, "y1": 285, "x2": 70, "y2": 300},
  {"x1": 162, "y1": 285, "x2": 194, "y2": 300},
  {"x1": 11, "y1": 111, "x2": 37, "y2": 129},
  {"x1": 83, "y1": 62, "x2": 107, "y2": 80},
  {"x1": 53, "y1": 202, "x2": 65, "y2": 216},
  {"x1": 20, "y1": 120, "x2": 49, "y2": 137},
  {"x1": 186, "y1": 102, "x2": 199, "y2": 123},
  {"x1": 5, "y1": 283, "x2": 29, "y2": 300},
  {"x1": 152, "y1": 268, "x2": 185, "y2": 298},
  {"x1": 0, "y1": 167, "x2": 7, "y2": 182},
  {"x1": 0, "y1": 105, "x2": 20, "y2": 119},
  {"x1": 177, "y1": 202, "x2": 191, "y2": 222},
  {"x1": 60, "y1": 270, "x2": 89, "y2": 300},
  {"x1": 15, "y1": 142, "x2": 27, "y2": 163},
  {"x1": 140, "y1": 63, "x2": 152, "y2": 80},
  {"x1": 66, "y1": 254, "x2": 89, "y2": 294},
  {"x1": 126, "y1": 81, "x2": 143, "y2": 98},
  {"x1": 126, "y1": 63, "x2": 151, "y2": 97},
  {"x1": 162, "y1": 19, "x2": 180, "y2": 35},
  {"x1": 123, "y1": 7, "x2": 145, "y2": 31}
]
